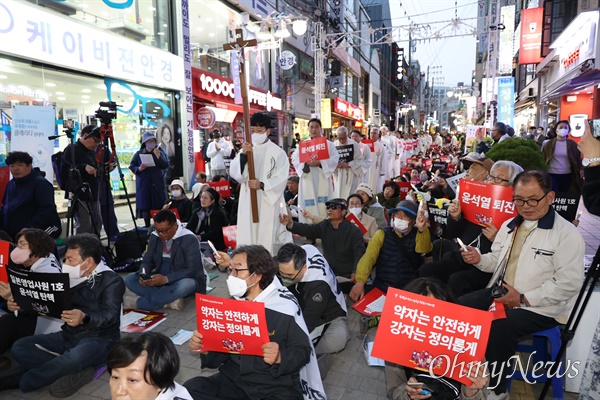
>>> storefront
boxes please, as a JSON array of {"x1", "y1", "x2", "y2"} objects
[
  {"x1": 0, "y1": 0, "x2": 185, "y2": 190},
  {"x1": 331, "y1": 97, "x2": 364, "y2": 133}
]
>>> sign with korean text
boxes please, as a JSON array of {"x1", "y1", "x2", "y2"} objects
[
  {"x1": 299, "y1": 137, "x2": 330, "y2": 163},
  {"x1": 352, "y1": 287, "x2": 385, "y2": 316},
  {"x1": 336, "y1": 144, "x2": 354, "y2": 163},
  {"x1": 432, "y1": 162, "x2": 448, "y2": 172},
  {"x1": 278, "y1": 50, "x2": 296, "y2": 71},
  {"x1": 196, "y1": 294, "x2": 269, "y2": 356},
  {"x1": 552, "y1": 192, "x2": 580, "y2": 222},
  {"x1": 321, "y1": 99, "x2": 332, "y2": 129},
  {"x1": 208, "y1": 181, "x2": 231, "y2": 198},
  {"x1": 7, "y1": 267, "x2": 71, "y2": 319},
  {"x1": 196, "y1": 107, "x2": 216, "y2": 129},
  {"x1": 498, "y1": 6, "x2": 516, "y2": 74},
  {"x1": 346, "y1": 213, "x2": 367, "y2": 234},
  {"x1": 427, "y1": 202, "x2": 448, "y2": 237},
  {"x1": 372, "y1": 288, "x2": 493, "y2": 385},
  {"x1": 519, "y1": 8, "x2": 544, "y2": 65},
  {"x1": 0, "y1": 0, "x2": 184, "y2": 90},
  {"x1": 497, "y1": 77, "x2": 514, "y2": 129},
  {"x1": 0, "y1": 241, "x2": 10, "y2": 283},
  {"x1": 362, "y1": 139, "x2": 375, "y2": 153},
  {"x1": 222, "y1": 225, "x2": 237, "y2": 249},
  {"x1": 459, "y1": 180, "x2": 517, "y2": 227},
  {"x1": 422, "y1": 158, "x2": 432, "y2": 171},
  {"x1": 334, "y1": 97, "x2": 363, "y2": 120},
  {"x1": 397, "y1": 182, "x2": 411, "y2": 200}
]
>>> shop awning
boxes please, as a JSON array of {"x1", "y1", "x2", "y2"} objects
[
  {"x1": 541, "y1": 69, "x2": 600, "y2": 101},
  {"x1": 514, "y1": 98, "x2": 536, "y2": 114}
]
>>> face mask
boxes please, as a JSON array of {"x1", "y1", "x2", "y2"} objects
[
  {"x1": 280, "y1": 276, "x2": 300, "y2": 287},
  {"x1": 349, "y1": 207, "x2": 362, "y2": 217},
  {"x1": 171, "y1": 190, "x2": 182, "y2": 198},
  {"x1": 226, "y1": 272, "x2": 255, "y2": 299},
  {"x1": 10, "y1": 247, "x2": 30, "y2": 265},
  {"x1": 252, "y1": 133, "x2": 268, "y2": 145},
  {"x1": 145, "y1": 142, "x2": 156, "y2": 150},
  {"x1": 557, "y1": 128, "x2": 569, "y2": 137},
  {"x1": 393, "y1": 218, "x2": 411, "y2": 234},
  {"x1": 63, "y1": 261, "x2": 91, "y2": 287}
]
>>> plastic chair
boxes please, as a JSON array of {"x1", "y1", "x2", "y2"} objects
[{"x1": 506, "y1": 327, "x2": 564, "y2": 400}]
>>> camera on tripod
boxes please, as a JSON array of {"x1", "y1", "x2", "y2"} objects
[{"x1": 95, "y1": 101, "x2": 118, "y2": 122}]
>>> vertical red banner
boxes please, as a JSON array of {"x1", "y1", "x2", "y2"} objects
[
  {"x1": 459, "y1": 180, "x2": 517, "y2": 227},
  {"x1": 519, "y1": 7, "x2": 544, "y2": 65}
]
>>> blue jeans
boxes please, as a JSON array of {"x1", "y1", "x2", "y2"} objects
[
  {"x1": 12, "y1": 331, "x2": 115, "y2": 392},
  {"x1": 125, "y1": 273, "x2": 197, "y2": 310}
]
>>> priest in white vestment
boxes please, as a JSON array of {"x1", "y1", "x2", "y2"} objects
[
  {"x1": 365, "y1": 128, "x2": 387, "y2": 194},
  {"x1": 229, "y1": 113, "x2": 292, "y2": 254},
  {"x1": 351, "y1": 129, "x2": 372, "y2": 184},
  {"x1": 333, "y1": 126, "x2": 364, "y2": 199},
  {"x1": 291, "y1": 118, "x2": 339, "y2": 223}
]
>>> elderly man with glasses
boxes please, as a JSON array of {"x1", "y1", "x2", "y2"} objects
[
  {"x1": 458, "y1": 170, "x2": 584, "y2": 399},
  {"x1": 124, "y1": 209, "x2": 206, "y2": 311}
]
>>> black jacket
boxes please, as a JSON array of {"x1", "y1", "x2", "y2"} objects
[
  {"x1": 289, "y1": 280, "x2": 346, "y2": 332},
  {"x1": 186, "y1": 205, "x2": 229, "y2": 251},
  {"x1": 583, "y1": 165, "x2": 600, "y2": 216},
  {"x1": 201, "y1": 307, "x2": 311, "y2": 400},
  {"x1": 63, "y1": 269, "x2": 125, "y2": 343},
  {"x1": 62, "y1": 141, "x2": 100, "y2": 200},
  {"x1": 0, "y1": 169, "x2": 61, "y2": 239},
  {"x1": 166, "y1": 196, "x2": 193, "y2": 222}
]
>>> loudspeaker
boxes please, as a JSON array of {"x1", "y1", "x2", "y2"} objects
[{"x1": 330, "y1": 60, "x2": 341, "y2": 76}]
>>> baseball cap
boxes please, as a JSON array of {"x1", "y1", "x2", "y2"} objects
[
  {"x1": 142, "y1": 131, "x2": 156, "y2": 144},
  {"x1": 325, "y1": 198, "x2": 348, "y2": 208},
  {"x1": 461, "y1": 152, "x2": 494, "y2": 171},
  {"x1": 388, "y1": 200, "x2": 419, "y2": 219}
]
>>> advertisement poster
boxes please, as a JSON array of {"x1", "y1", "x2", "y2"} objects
[
  {"x1": 519, "y1": 7, "x2": 544, "y2": 65},
  {"x1": 459, "y1": 180, "x2": 517, "y2": 227},
  {"x1": 196, "y1": 294, "x2": 269, "y2": 356},
  {"x1": 299, "y1": 137, "x2": 330, "y2": 163},
  {"x1": 372, "y1": 288, "x2": 493, "y2": 385},
  {"x1": 464, "y1": 125, "x2": 486, "y2": 152},
  {"x1": 8, "y1": 267, "x2": 71, "y2": 319},
  {"x1": 208, "y1": 181, "x2": 231, "y2": 198}
]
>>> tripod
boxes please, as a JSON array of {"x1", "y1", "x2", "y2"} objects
[{"x1": 538, "y1": 243, "x2": 600, "y2": 399}]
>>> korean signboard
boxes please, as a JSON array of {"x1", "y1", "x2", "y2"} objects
[
  {"x1": 459, "y1": 180, "x2": 517, "y2": 227},
  {"x1": 8, "y1": 267, "x2": 71, "y2": 319},
  {"x1": 497, "y1": 77, "x2": 515, "y2": 129},
  {"x1": 196, "y1": 294, "x2": 269, "y2": 356},
  {"x1": 519, "y1": 8, "x2": 544, "y2": 65},
  {"x1": 321, "y1": 99, "x2": 332, "y2": 129},
  {"x1": 333, "y1": 97, "x2": 363, "y2": 120},
  {"x1": 299, "y1": 137, "x2": 330, "y2": 163},
  {"x1": 372, "y1": 288, "x2": 493, "y2": 385}
]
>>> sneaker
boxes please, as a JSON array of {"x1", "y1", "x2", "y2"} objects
[
  {"x1": 123, "y1": 295, "x2": 139, "y2": 310},
  {"x1": 359, "y1": 316, "x2": 380, "y2": 334},
  {"x1": 49, "y1": 367, "x2": 94, "y2": 398},
  {"x1": 165, "y1": 298, "x2": 184, "y2": 311}
]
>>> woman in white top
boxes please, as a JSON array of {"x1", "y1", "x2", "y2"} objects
[
  {"x1": 542, "y1": 119, "x2": 583, "y2": 195},
  {"x1": 0, "y1": 228, "x2": 61, "y2": 369}
]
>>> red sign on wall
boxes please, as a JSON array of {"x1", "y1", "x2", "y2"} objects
[
  {"x1": 372, "y1": 288, "x2": 493, "y2": 386},
  {"x1": 208, "y1": 181, "x2": 231, "y2": 198},
  {"x1": 299, "y1": 137, "x2": 330, "y2": 163},
  {"x1": 196, "y1": 294, "x2": 269, "y2": 356},
  {"x1": 519, "y1": 8, "x2": 544, "y2": 65},
  {"x1": 196, "y1": 107, "x2": 216, "y2": 129},
  {"x1": 459, "y1": 180, "x2": 517, "y2": 227},
  {"x1": 333, "y1": 97, "x2": 363, "y2": 120}
]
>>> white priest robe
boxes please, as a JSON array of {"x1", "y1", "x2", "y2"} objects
[
  {"x1": 381, "y1": 134, "x2": 397, "y2": 179},
  {"x1": 358, "y1": 141, "x2": 373, "y2": 184},
  {"x1": 365, "y1": 140, "x2": 387, "y2": 194},
  {"x1": 291, "y1": 139, "x2": 339, "y2": 223},
  {"x1": 332, "y1": 139, "x2": 364, "y2": 199},
  {"x1": 230, "y1": 140, "x2": 292, "y2": 254}
]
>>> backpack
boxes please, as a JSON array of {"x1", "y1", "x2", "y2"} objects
[{"x1": 51, "y1": 151, "x2": 69, "y2": 191}]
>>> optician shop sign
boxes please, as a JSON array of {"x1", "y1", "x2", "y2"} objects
[
  {"x1": 192, "y1": 68, "x2": 282, "y2": 112},
  {"x1": 0, "y1": 0, "x2": 185, "y2": 91}
]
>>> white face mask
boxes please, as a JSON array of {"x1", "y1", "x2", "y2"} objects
[
  {"x1": 557, "y1": 128, "x2": 569, "y2": 137},
  {"x1": 349, "y1": 207, "x2": 362, "y2": 217},
  {"x1": 251, "y1": 133, "x2": 268, "y2": 145},
  {"x1": 393, "y1": 218, "x2": 411, "y2": 233},
  {"x1": 63, "y1": 261, "x2": 91, "y2": 287},
  {"x1": 171, "y1": 189, "x2": 182, "y2": 198},
  {"x1": 226, "y1": 272, "x2": 255, "y2": 299}
]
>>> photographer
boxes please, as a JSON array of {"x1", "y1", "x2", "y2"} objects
[{"x1": 61, "y1": 125, "x2": 103, "y2": 236}]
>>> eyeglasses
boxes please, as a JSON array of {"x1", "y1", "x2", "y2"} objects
[
  {"x1": 155, "y1": 224, "x2": 175, "y2": 234},
  {"x1": 513, "y1": 192, "x2": 549, "y2": 207},
  {"x1": 278, "y1": 267, "x2": 303, "y2": 280},
  {"x1": 227, "y1": 266, "x2": 250, "y2": 277},
  {"x1": 326, "y1": 204, "x2": 346, "y2": 210},
  {"x1": 104, "y1": 78, "x2": 171, "y2": 127},
  {"x1": 487, "y1": 174, "x2": 510, "y2": 184}
]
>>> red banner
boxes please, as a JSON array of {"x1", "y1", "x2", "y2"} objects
[
  {"x1": 459, "y1": 180, "x2": 517, "y2": 227},
  {"x1": 519, "y1": 8, "x2": 544, "y2": 65},
  {"x1": 397, "y1": 182, "x2": 411, "y2": 200},
  {"x1": 0, "y1": 241, "x2": 9, "y2": 283},
  {"x1": 352, "y1": 287, "x2": 385, "y2": 316},
  {"x1": 488, "y1": 300, "x2": 507, "y2": 321},
  {"x1": 150, "y1": 208, "x2": 181, "y2": 220},
  {"x1": 222, "y1": 225, "x2": 237, "y2": 249},
  {"x1": 299, "y1": 137, "x2": 330, "y2": 163},
  {"x1": 362, "y1": 139, "x2": 375, "y2": 153},
  {"x1": 208, "y1": 181, "x2": 231, "y2": 198},
  {"x1": 422, "y1": 158, "x2": 432, "y2": 170},
  {"x1": 196, "y1": 294, "x2": 269, "y2": 356},
  {"x1": 372, "y1": 288, "x2": 493, "y2": 386},
  {"x1": 346, "y1": 213, "x2": 367, "y2": 234}
]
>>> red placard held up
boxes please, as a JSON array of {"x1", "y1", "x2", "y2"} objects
[
  {"x1": 0, "y1": 240, "x2": 9, "y2": 283},
  {"x1": 150, "y1": 208, "x2": 181, "y2": 220},
  {"x1": 422, "y1": 158, "x2": 432, "y2": 171},
  {"x1": 459, "y1": 179, "x2": 517, "y2": 227},
  {"x1": 352, "y1": 287, "x2": 386, "y2": 316},
  {"x1": 196, "y1": 294, "x2": 269, "y2": 356},
  {"x1": 372, "y1": 288, "x2": 493, "y2": 386},
  {"x1": 361, "y1": 139, "x2": 375, "y2": 153},
  {"x1": 222, "y1": 225, "x2": 237, "y2": 249},
  {"x1": 346, "y1": 213, "x2": 367, "y2": 234},
  {"x1": 299, "y1": 137, "x2": 330, "y2": 163},
  {"x1": 208, "y1": 181, "x2": 231, "y2": 198}
]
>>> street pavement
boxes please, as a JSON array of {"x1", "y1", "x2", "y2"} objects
[{"x1": 1, "y1": 192, "x2": 597, "y2": 399}]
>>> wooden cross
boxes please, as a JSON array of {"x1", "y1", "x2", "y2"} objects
[{"x1": 223, "y1": 28, "x2": 259, "y2": 223}]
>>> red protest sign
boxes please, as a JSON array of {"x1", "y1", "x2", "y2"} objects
[
  {"x1": 422, "y1": 158, "x2": 432, "y2": 170},
  {"x1": 222, "y1": 225, "x2": 237, "y2": 249},
  {"x1": 352, "y1": 287, "x2": 385, "y2": 316},
  {"x1": 401, "y1": 167, "x2": 412, "y2": 175},
  {"x1": 346, "y1": 213, "x2": 367, "y2": 234},
  {"x1": 150, "y1": 208, "x2": 180, "y2": 220},
  {"x1": 362, "y1": 139, "x2": 375, "y2": 153},
  {"x1": 0, "y1": 240, "x2": 9, "y2": 283},
  {"x1": 398, "y1": 182, "x2": 411, "y2": 200},
  {"x1": 299, "y1": 137, "x2": 330, "y2": 163},
  {"x1": 488, "y1": 300, "x2": 507, "y2": 321},
  {"x1": 459, "y1": 180, "x2": 517, "y2": 227},
  {"x1": 372, "y1": 288, "x2": 493, "y2": 386},
  {"x1": 208, "y1": 181, "x2": 231, "y2": 198},
  {"x1": 196, "y1": 294, "x2": 269, "y2": 356}
]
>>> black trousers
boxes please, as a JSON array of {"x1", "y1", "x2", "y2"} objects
[
  {"x1": 0, "y1": 313, "x2": 37, "y2": 354},
  {"x1": 459, "y1": 289, "x2": 559, "y2": 394}
]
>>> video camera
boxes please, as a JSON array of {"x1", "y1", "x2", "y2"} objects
[{"x1": 95, "y1": 101, "x2": 118, "y2": 123}]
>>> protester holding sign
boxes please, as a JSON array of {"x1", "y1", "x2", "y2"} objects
[
  {"x1": 0, "y1": 229, "x2": 61, "y2": 370},
  {"x1": 347, "y1": 194, "x2": 378, "y2": 243},
  {"x1": 186, "y1": 187, "x2": 229, "y2": 251},
  {"x1": 333, "y1": 126, "x2": 365, "y2": 199},
  {"x1": 7, "y1": 234, "x2": 125, "y2": 397},
  {"x1": 184, "y1": 245, "x2": 325, "y2": 400},
  {"x1": 291, "y1": 118, "x2": 339, "y2": 223},
  {"x1": 459, "y1": 170, "x2": 585, "y2": 397}
]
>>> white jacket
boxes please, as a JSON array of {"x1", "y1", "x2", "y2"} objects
[
  {"x1": 206, "y1": 138, "x2": 231, "y2": 170},
  {"x1": 476, "y1": 209, "x2": 584, "y2": 321}
]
